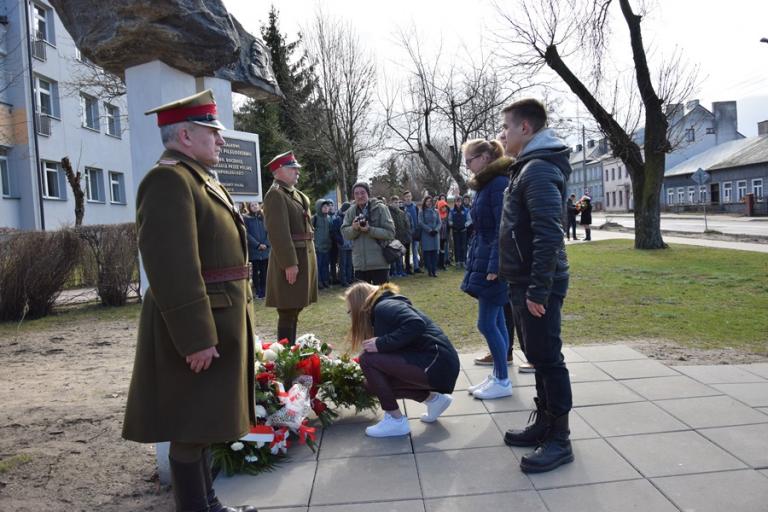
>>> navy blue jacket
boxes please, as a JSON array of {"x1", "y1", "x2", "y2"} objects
[
  {"x1": 244, "y1": 213, "x2": 270, "y2": 261},
  {"x1": 461, "y1": 157, "x2": 511, "y2": 306},
  {"x1": 499, "y1": 129, "x2": 571, "y2": 304},
  {"x1": 372, "y1": 292, "x2": 460, "y2": 393}
]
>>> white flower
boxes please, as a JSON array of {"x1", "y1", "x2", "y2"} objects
[
  {"x1": 245, "y1": 455, "x2": 259, "y2": 463},
  {"x1": 230, "y1": 442, "x2": 244, "y2": 452},
  {"x1": 270, "y1": 343, "x2": 285, "y2": 354},
  {"x1": 263, "y1": 349, "x2": 278, "y2": 361},
  {"x1": 255, "y1": 405, "x2": 268, "y2": 418},
  {"x1": 256, "y1": 441, "x2": 265, "y2": 448}
]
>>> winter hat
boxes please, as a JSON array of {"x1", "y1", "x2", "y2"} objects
[{"x1": 352, "y1": 182, "x2": 371, "y2": 195}]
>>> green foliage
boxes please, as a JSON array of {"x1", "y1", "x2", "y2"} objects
[
  {"x1": 319, "y1": 353, "x2": 378, "y2": 413},
  {"x1": 0, "y1": 454, "x2": 31, "y2": 474},
  {"x1": 211, "y1": 442, "x2": 283, "y2": 477}
]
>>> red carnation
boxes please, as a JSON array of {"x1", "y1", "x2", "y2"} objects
[{"x1": 311, "y1": 399, "x2": 328, "y2": 415}]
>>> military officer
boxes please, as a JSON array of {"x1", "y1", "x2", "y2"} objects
[
  {"x1": 262, "y1": 151, "x2": 318, "y2": 344},
  {"x1": 122, "y1": 90, "x2": 257, "y2": 512}
]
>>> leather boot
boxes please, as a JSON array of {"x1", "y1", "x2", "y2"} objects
[
  {"x1": 169, "y1": 457, "x2": 210, "y2": 512},
  {"x1": 202, "y1": 448, "x2": 259, "y2": 512},
  {"x1": 503, "y1": 397, "x2": 548, "y2": 447},
  {"x1": 519, "y1": 412, "x2": 574, "y2": 473}
]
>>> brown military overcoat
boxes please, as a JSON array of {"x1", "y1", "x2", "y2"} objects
[
  {"x1": 263, "y1": 179, "x2": 318, "y2": 309},
  {"x1": 122, "y1": 149, "x2": 256, "y2": 444}
]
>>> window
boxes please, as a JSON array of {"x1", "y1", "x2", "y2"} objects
[
  {"x1": 736, "y1": 180, "x2": 747, "y2": 202},
  {"x1": 1, "y1": 156, "x2": 9, "y2": 197},
  {"x1": 685, "y1": 128, "x2": 695, "y2": 142},
  {"x1": 699, "y1": 186, "x2": 707, "y2": 203},
  {"x1": 688, "y1": 187, "x2": 696, "y2": 204},
  {"x1": 42, "y1": 161, "x2": 64, "y2": 199},
  {"x1": 753, "y1": 179, "x2": 764, "y2": 200},
  {"x1": 677, "y1": 188, "x2": 685, "y2": 203},
  {"x1": 723, "y1": 182, "x2": 732, "y2": 203},
  {"x1": 612, "y1": 191, "x2": 616, "y2": 206},
  {"x1": 34, "y1": 76, "x2": 59, "y2": 117},
  {"x1": 80, "y1": 94, "x2": 99, "y2": 130},
  {"x1": 667, "y1": 188, "x2": 675, "y2": 205},
  {"x1": 105, "y1": 103, "x2": 121, "y2": 137},
  {"x1": 619, "y1": 189, "x2": 623, "y2": 206},
  {"x1": 611, "y1": 168, "x2": 616, "y2": 181},
  {"x1": 32, "y1": 4, "x2": 48, "y2": 42},
  {"x1": 606, "y1": 193, "x2": 611, "y2": 207},
  {"x1": 109, "y1": 171, "x2": 126, "y2": 203},
  {"x1": 605, "y1": 169, "x2": 609, "y2": 181},
  {"x1": 85, "y1": 167, "x2": 105, "y2": 202}
]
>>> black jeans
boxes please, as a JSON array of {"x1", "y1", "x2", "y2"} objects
[
  {"x1": 510, "y1": 286, "x2": 572, "y2": 417},
  {"x1": 503, "y1": 302, "x2": 524, "y2": 356},
  {"x1": 452, "y1": 230, "x2": 467, "y2": 263},
  {"x1": 567, "y1": 217, "x2": 577, "y2": 239},
  {"x1": 354, "y1": 269, "x2": 389, "y2": 285},
  {"x1": 359, "y1": 352, "x2": 432, "y2": 411},
  {"x1": 251, "y1": 259, "x2": 268, "y2": 298}
]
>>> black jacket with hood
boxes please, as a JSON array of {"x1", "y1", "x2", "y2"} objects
[{"x1": 499, "y1": 128, "x2": 571, "y2": 305}]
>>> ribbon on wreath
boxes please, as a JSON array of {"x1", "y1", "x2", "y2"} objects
[
  {"x1": 269, "y1": 427, "x2": 289, "y2": 455},
  {"x1": 295, "y1": 353, "x2": 321, "y2": 399},
  {"x1": 298, "y1": 420, "x2": 317, "y2": 445}
]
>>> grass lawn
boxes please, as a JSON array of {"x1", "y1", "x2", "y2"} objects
[{"x1": 3, "y1": 240, "x2": 766, "y2": 355}]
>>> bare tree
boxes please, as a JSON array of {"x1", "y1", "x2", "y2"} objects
[
  {"x1": 302, "y1": 11, "x2": 381, "y2": 200},
  {"x1": 60, "y1": 157, "x2": 85, "y2": 226},
  {"x1": 495, "y1": 0, "x2": 698, "y2": 249},
  {"x1": 61, "y1": 57, "x2": 126, "y2": 104},
  {"x1": 383, "y1": 30, "x2": 525, "y2": 195}
]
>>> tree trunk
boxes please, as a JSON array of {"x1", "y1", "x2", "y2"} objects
[
  {"x1": 61, "y1": 157, "x2": 85, "y2": 226},
  {"x1": 631, "y1": 153, "x2": 666, "y2": 249}
]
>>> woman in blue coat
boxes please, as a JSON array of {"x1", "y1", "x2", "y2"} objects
[
  {"x1": 244, "y1": 202, "x2": 270, "y2": 298},
  {"x1": 418, "y1": 196, "x2": 441, "y2": 277},
  {"x1": 460, "y1": 139, "x2": 513, "y2": 399},
  {"x1": 346, "y1": 281, "x2": 460, "y2": 437}
]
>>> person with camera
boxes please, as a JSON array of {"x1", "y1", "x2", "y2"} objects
[{"x1": 341, "y1": 182, "x2": 396, "y2": 285}]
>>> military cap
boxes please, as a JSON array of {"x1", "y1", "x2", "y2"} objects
[
  {"x1": 266, "y1": 151, "x2": 302, "y2": 172},
  {"x1": 144, "y1": 89, "x2": 226, "y2": 130}
]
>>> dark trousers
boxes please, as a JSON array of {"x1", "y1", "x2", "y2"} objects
[
  {"x1": 423, "y1": 250, "x2": 438, "y2": 275},
  {"x1": 316, "y1": 251, "x2": 330, "y2": 286},
  {"x1": 359, "y1": 352, "x2": 432, "y2": 411},
  {"x1": 404, "y1": 243, "x2": 413, "y2": 273},
  {"x1": 503, "y1": 301, "x2": 524, "y2": 356},
  {"x1": 510, "y1": 288, "x2": 572, "y2": 416},
  {"x1": 339, "y1": 249, "x2": 354, "y2": 285},
  {"x1": 329, "y1": 244, "x2": 339, "y2": 283},
  {"x1": 452, "y1": 230, "x2": 467, "y2": 263},
  {"x1": 251, "y1": 259, "x2": 268, "y2": 298},
  {"x1": 277, "y1": 308, "x2": 302, "y2": 344},
  {"x1": 355, "y1": 269, "x2": 389, "y2": 285},
  {"x1": 567, "y1": 217, "x2": 577, "y2": 239}
]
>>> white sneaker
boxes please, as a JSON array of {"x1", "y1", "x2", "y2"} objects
[
  {"x1": 473, "y1": 379, "x2": 513, "y2": 400},
  {"x1": 420, "y1": 393, "x2": 453, "y2": 423},
  {"x1": 467, "y1": 375, "x2": 494, "y2": 394},
  {"x1": 365, "y1": 413, "x2": 411, "y2": 437}
]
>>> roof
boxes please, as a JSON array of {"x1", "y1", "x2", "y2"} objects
[{"x1": 664, "y1": 135, "x2": 768, "y2": 177}]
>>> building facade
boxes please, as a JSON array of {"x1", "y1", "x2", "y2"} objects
[{"x1": 1, "y1": 0, "x2": 134, "y2": 230}]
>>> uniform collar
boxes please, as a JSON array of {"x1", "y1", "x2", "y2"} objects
[
  {"x1": 273, "y1": 178, "x2": 296, "y2": 192},
  {"x1": 161, "y1": 149, "x2": 218, "y2": 181}
]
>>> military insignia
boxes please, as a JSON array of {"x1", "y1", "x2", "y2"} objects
[{"x1": 158, "y1": 159, "x2": 179, "y2": 165}]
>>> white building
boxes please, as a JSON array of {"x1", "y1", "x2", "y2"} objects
[{"x1": 1, "y1": 0, "x2": 134, "y2": 230}]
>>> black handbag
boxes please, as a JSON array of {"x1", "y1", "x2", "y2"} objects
[{"x1": 380, "y1": 239, "x2": 406, "y2": 263}]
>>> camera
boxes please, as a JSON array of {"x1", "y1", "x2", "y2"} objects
[{"x1": 355, "y1": 214, "x2": 367, "y2": 228}]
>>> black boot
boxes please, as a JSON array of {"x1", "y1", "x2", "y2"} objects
[
  {"x1": 519, "y1": 412, "x2": 574, "y2": 473},
  {"x1": 169, "y1": 457, "x2": 210, "y2": 512},
  {"x1": 503, "y1": 397, "x2": 548, "y2": 447},
  {"x1": 202, "y1": 449, "x2": 258, "y2": 512}
]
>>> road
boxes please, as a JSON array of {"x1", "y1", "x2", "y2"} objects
[{"x1": 591, "y1": 213, "x2": 768, "y2": 237}]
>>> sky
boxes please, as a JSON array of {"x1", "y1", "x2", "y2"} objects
[{"x1": 223, "y1": 0, "x2": 768, "y2": 137}]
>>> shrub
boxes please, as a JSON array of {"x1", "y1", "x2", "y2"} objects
[
  {"x1": 0, "y1": 229, "x2": 81, "y2": 321},
  {"x1": 77, "y1": 223, "x2": 138, "y2": 307}
]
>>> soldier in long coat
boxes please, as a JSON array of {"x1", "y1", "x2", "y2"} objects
[
  {"x1": 262, "y1": 151, "x2": 318, "y2": 344},
  {"x1": 122, "y1": 90, "x2": 257, "y2": 512}
]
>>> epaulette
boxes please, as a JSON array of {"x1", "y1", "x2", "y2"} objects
[{"x1": 157, "y1": 159, "x2": 179, "y2": 166}]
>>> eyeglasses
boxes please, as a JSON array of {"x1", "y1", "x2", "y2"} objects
[{"x1": 465, "y1": 154, "x2": 481, "y2": 166}]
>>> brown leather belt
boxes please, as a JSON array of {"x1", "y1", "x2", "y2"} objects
[
  {"x1": 291, "y1": 233, "x2": 314, "y2": 241},
  {"x1": 201, "y1": 265, "x2": 250, "y2": 284}
]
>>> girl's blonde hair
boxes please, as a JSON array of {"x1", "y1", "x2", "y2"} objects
[
  {"x1": 344, "y1": 282, "x2": 400, "y2": 352},
  {"x1": 461, "y1": 138, "x2": 504, "y2": 160}
]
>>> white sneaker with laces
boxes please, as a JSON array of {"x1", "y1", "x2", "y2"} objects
[
  {"x1": 467, "y1": 375, "x2": 495, "y2": 394},
  {"x1": 473, "y1": 379, "x2": 513, "y2": 400},
  {"x1": 365, "y1": 412, "x2": 411, "y2": 437},
  {"x1": 420, "y1": 393, "x2": 453, "y2": 423}
]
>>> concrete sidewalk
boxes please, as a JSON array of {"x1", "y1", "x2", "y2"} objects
[
  {"x1": 214, "y1": 345, "x2": 768, "y2": 512},
  {"x1": 570, "y1": 229, "x2": 768, "y2": 253}
]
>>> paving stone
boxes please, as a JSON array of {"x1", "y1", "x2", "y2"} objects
[
  {"x1": 214, "y1": 461, "x2": 316, "y2": 509},
  {"x1": 319, "y1": 422, "x2": 412, "y2": 460},
  {"x1": 311, "y1": 454, "x2": 420, "y2": 505},
  {"x1": 570, "y1": 345, "x2": 648, "y2": 362},
  {"x1": 673, "y1": 365, "x2": 766, "y2": 384},
  {"x1": 595, "y1": 359, "x2": 680, "y2": 380},
  {"x1": 565, "y1": 362, "x2": 613, "y2": 383},
  {"x1": 761, "y1": 469, "x2": 768, "y2": 479},
  {"x1": 410, "y1": 413, "x2": 504, "y2": 452},
  {"x1": 479, "y1": 385, "x2": 538, "y2": 413},
  {"x1": 332, "y1": 404, "x2": 385, "y2": 425},
  {"x1": 621, "y1": 375, "x2": 721, "y2": 401},
  {"x1": 698, "y1": 423, "x2": 768, "y2": 467},
  {"x1": 607, "y1": 431, "x2": 747, "y2": 477},
  {"x1": 463, "y1": 366, "x2": 536, "y2": 388},
  {"x1": 652, "y1": 470, "x2": 768, "y2": 512},
  {"x1": 491, "y1": 409, "x2": 599, "y2": 440},
  {"x1": 424, "y1": 490, "x2": 548, "y2": 512},
  {"x1": 576, "y1": 401, "x2": 688, "y2": 437},
  {"x1": 759, "y1": 407, "x2": 768, "y2": 416},
  {"x1": 738, "y1": 362, "x2": 768, "y2": 379},
  {"x1": 415, "y1": 446, "x2": 532, "y2": 498},
  {"x1": 539, "y1": 479, "x2": 678, "y2": 512},
  {"x1": 453, "y1": 371, "x2": 471, "y2": 391},
  {"x1": 311, "y1": 500, "x2": 425, "y2": 512},
  {"x1": 712, "y1": 382, "x2": 768, "y2": 407},
  {"x1": 561, "y1": 347, "x2": 587, "y2": 363},
  {"x1": 571, "y1": 381, "x2": 644, "y2": 407},
  {"x1": 406, "y1": 391, "x2": 487, "y2": 419},
  {"x1": 509, "y1": 438, "x2": 640, "y2": 489},
  {"x1": 654, "y1": 395, "x2": 768, "y2": 428},
  {"x1": 458, "y1": 352, "x2": 480, "y2": 369}
]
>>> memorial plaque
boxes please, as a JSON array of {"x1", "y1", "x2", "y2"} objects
[{"x1": 212, "y1": 131, "x2": 262, "y2": 198}]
